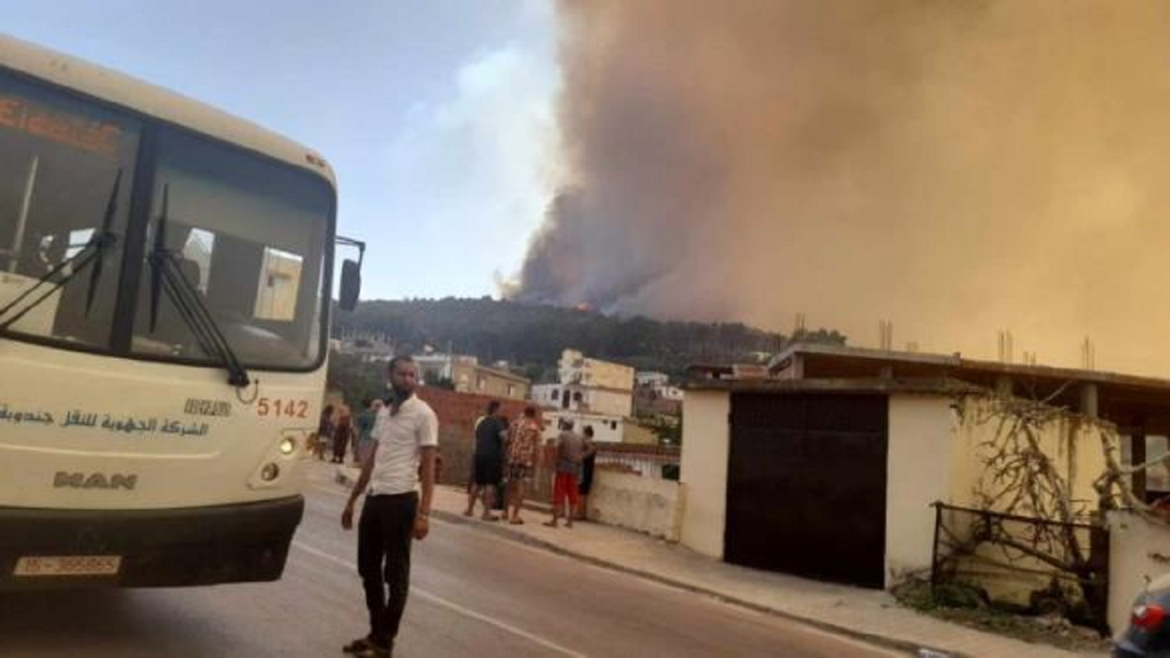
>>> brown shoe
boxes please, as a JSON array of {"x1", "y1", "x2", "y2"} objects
[
  {"x1": 354, "y1": 639, "x2": 391, "y2": 657},
  {"x1": 343, "y1": 637, "x2": 373, "y2": 654}
]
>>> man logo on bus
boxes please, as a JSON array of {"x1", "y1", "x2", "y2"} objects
[{"x1": 53, "y1": 471, "x2": 137, "y2": 491}]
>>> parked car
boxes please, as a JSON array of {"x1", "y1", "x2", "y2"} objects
[{"x1": 1115, "y1": 574, "x2": 1170, "y2": 657}]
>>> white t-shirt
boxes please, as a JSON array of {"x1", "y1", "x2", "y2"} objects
[{"x1": 368, "y1": 395, "x2": 439, "y2": 496}]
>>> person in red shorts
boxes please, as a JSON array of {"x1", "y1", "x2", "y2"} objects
[{"x1": 545, "y1": 420, "x2": 584, "y2": 529}]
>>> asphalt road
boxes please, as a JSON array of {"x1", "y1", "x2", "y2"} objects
[{"x1": 0, "y1": 462, "x2": 900, "y2": 657}]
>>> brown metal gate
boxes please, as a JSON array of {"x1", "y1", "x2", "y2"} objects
[{"x1": 725, "y1": 392, "x2": 889, "y2": 588}]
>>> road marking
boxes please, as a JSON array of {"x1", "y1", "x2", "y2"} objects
[{"x1": 291, "y1": 540, "x2": 587, "y2": 658}]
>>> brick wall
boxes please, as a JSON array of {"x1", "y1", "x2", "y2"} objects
[{"x1": 414, "y1": 386, "x2": 530, "y2": 488}]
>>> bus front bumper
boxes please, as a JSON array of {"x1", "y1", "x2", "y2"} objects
[{"x1": 0, "y1": 495, "x2": 304, "y2": 589}]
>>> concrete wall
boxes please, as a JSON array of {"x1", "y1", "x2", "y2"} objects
[
  {"x1": 1107, "y1": 511, "x2": 1170, "y2": 633},
  {"x1": 588, "y1": 469, "x2": 683, "y2": 540},
  {"x1": 585, "y1": 388, "x2": 633, "y2": 417},
  {"x1": 886, "y1": 394, "x2": 956, "y2": 585},
  {"x1": 951, "y1": 395, "x2": 1109, "y2": 512},
  {"x1": 471, "y1": 368, "x2": 530, "y2": 401},
  {"x1": 946, "y1": 394, "x2": 1111, "y2": 605},
  {"x1": 679, "y1": 389, "x2": 731, "y2": 558}
]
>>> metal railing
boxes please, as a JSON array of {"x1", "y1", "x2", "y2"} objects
[{"x1": 930, "y1": 501, "x2": 1109, "y2": 631}]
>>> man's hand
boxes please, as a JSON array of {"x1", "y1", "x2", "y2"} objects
[
  {"x1": 341, "y1": 502, "x2": 355, "y2": 530},
  {"x1": 413, "y1": 514, "x2": 430, "y2": 540}
]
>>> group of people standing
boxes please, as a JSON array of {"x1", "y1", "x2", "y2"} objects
[
  {"x1": 464, "y1": 401, "x2": 597, "y2": 528},
  {"x1": 317, "y1": 399, "x2": 383, "y2": 464}
]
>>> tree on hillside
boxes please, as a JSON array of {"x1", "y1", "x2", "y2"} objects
[
  {"x1": 326, "y1": 353, "x2": 385, "y2": 409},
  {"x1": 335, "y1": 298, "x2": 847, "y2": 376}
]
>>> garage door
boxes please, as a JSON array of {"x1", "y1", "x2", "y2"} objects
[{"x1": 724, "y1": 392, "x2": 888, "y2": 588}]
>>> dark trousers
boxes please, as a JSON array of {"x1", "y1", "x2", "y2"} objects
[{"x1": 357, "y1": 492, "x2": 417, "y2": 644}]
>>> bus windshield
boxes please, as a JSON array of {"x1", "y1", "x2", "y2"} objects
[
  {"x1": 0, "y1": 70, "x2": 333, "y2": 370},
  {"x1": 131, "y1": 130, "x2": 331, "y2": 370},
  {"x1": 0, "y1": 73, "x2": 139, "y2": 349}
]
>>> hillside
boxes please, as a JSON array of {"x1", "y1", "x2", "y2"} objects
[{"x1": 333, "y1": 298, "x2": 846, "y2": 381}]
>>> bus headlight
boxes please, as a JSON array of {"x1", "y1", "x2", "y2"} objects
[
  {"x1": 279, "y1": 437, "x2": 296, "y2": 455},
  {"x1": 260, "y1": 463, "x2": 280, "y2": 482}
]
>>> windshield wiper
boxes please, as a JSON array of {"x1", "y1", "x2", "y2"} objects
[
  {"x1": 147, "y1": 184, "x2": 251, "y2": 388},
  {"x1": 84, "y1": 169, "x2": 122, "y2": 316},
  {"x1": 0, "y1": 169, "x2": 122, "y2": 331}
]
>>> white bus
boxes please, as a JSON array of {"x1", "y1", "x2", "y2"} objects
[{"x1": 0, "y1": 35, "x2": 362, "y2": 588}]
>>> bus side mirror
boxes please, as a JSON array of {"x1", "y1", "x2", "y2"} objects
[{"x1": 339, "y1": 259, "x2": 361, "y2": 311}]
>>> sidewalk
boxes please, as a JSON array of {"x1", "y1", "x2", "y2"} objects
[{"x1": 335, "y1": 466, "x2": 1104, "y2": 658}]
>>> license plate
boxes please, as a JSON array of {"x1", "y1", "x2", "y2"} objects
[{"x1": 13, "y1": 555, "x2": 122, "y2": 577}]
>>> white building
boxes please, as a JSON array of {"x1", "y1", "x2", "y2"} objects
[
  {"x1": 635, "y1": 371, "x2": 670, "y2": 388},
  {"x1": 535, "y1": 349, "x2": 636, "y2": 441},
  {"x1": 532, "y1": 382, "x2": 632, "y2": 417},
  {"x1": 541, "y1": 409, "x2": 626, "y2": 444},
  {"x1": 414, "y1": 353, "x2": 530, "y2": 400},
  {"x1": 333, "y1": 330, "x2": 396, "y2": 363},
  {"x1": 679, "y1": 342, "x2": 1170, "y2": 616}
]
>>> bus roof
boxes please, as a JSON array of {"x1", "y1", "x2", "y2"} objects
[{"x1": 0, "y1": 34, "x2": 337, "y2": 188}]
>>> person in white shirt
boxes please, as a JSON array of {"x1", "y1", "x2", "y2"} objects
[{"x1": 341, "y1": 356, "x2": 437, "y2": 658}]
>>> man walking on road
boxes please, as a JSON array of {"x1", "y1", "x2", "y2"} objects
[
  {"x1": 341, "y1": 356, "x2": 438, "y2": 658},
  {"x1": 464, "y1": 400, "x2": 507, "y2": 520},
  {"x1": 505, "y1": 406, "x2": 541, "y2": 525}
]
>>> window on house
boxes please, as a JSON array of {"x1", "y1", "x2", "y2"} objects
[
  {"x1": 573, "y1": 391, "x2": 583, "y2": 403},
  {"x1": 551, "y1": 389, "x2": 559, "y2": 400}
]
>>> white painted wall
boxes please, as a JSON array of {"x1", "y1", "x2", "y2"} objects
[
  {"x1": 1107, "y1": 511, "x2": 1170, "y2": 633},
  {"x1": 588, "y1": 470, "x2": 682, "y2": 540},
  {"x1": 635, "y1": 372, "x2": 669, "y2": 387},
  {"x1": 541, "y1": 410, "x2": 624, "y2": 443},
  {"x1": 679, "y1": 390, "x2": 730, "y2": 558},
  {"x1": 886, "y1": 394, "x2": 957, "y2": 586},
  {"x1": 531, "y1": 384, "x2": 559, "y2": 408},
  {"x1": 951, "y1": 395, "x2": 1109, "y2": 512},
  {"x1": 533, "y1": 384, "x2": 632, "y2": 417}
]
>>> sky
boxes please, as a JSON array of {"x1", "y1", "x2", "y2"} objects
[
  {"x1": 8, "y1": 2, "x2": 1170, "y2": 377},
  {"x1": 0, "y1": 0, "x2": 561, "y2": 301}
]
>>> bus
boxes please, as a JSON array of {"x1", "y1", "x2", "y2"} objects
[{"x1": 0, "y1": 35, "x2": 362, "y2": 588}]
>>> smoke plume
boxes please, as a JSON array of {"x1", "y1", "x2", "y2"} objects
[{"x1": 513, "y1": 1, "x2": 1170, "y2": 376}]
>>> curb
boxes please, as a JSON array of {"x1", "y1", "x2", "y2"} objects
[
  {"x1": 334, "y1": 467, "x2": 957, "y2": 657},
  {"x1": 428, "y1": 507, "x2": 957, "y2": 658}
]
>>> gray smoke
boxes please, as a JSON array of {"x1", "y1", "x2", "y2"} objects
[{"x1": 512, "y1": 1, "x2": 1170, "y2": 375}]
